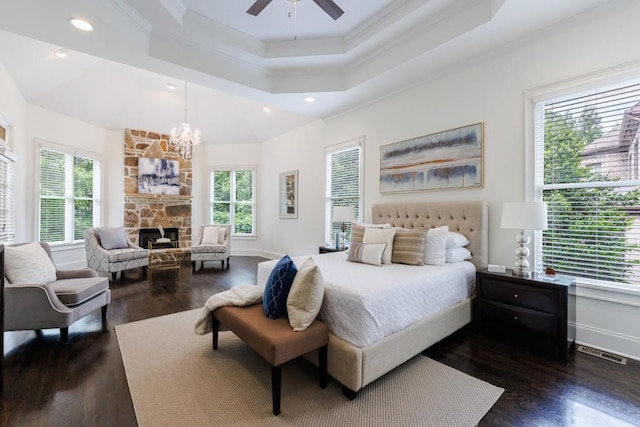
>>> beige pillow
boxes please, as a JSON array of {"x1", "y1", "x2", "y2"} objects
[
  {"x1": 287, "y1": 258, "x2": 325, "y2": 331},
  {"x1": 392, "y1": 228, "x2": 428, "y2": 266},
  {"x1": 363, "y1": 227, "x2": 396, "y2": 264},
  {"x1": 424, "y1": 225, "x2": 449, "y2": 266},
  {"x1": 5, "y1": 243, "x2": 57, "y2": 285},
  {"x1": 347, "y1": 242, "x2": 387, "y2": 267},
  {"x1": 201, "y1": 226, "x2": 221, "y2": 245},
  {"x1": 350, "y1": 222, "x2": 391, "y2": 245}
]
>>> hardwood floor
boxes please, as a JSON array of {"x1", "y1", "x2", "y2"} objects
[{"x1": 2, "y1": 256, "x2": 639, "y2": 426}]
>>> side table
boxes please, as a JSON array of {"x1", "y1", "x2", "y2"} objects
[
  {"x1": 148, "y1": 241, "x2": 189, "y2": 287},
  {"x1": 475, "y1": 268, "x2": 576, "y2": 362},
  {"x1": 319, "y1": 245, "x2": 348, "y2": 254}
]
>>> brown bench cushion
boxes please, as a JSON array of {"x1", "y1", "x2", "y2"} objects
[{"x1": 213, "y1": 304, "x2": 328, "y2": 367}]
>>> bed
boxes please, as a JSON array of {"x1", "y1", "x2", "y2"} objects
[{"x1": 257, "y1": 201, "x2": 488, "y2": 398}]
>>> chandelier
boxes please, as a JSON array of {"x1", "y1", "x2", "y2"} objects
[{"x1": 170, "y1": 81, "x2": 201, "y2": 159}]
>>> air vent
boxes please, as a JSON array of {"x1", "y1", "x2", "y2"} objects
[{"x1": 577, "y1": 345, "x2": 627, "y2": 365}]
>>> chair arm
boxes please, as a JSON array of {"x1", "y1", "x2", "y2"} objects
[
  {"x1": 57, "y1": 268, "x2": 98, "y2": 280},
  {"x1": 5, "y1": 282, "x2": 71, "y2": 314}
]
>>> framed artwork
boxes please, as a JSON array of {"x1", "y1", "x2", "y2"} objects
[
  {"x1": 379, "y1": 122, "x2": 484, "y2": 193},
  {"x1": 279, "y1": 170, "x2": 298, "y2": 219},
  {"x1": 137, "y1": 157, "x2": 180, "y2": 195}
]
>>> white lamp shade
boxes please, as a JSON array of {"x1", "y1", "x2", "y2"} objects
[
  {"x1": 333, "y1": 206, "x2": 355, "y2": 223},
  {"x1": 500, "y1": 202, "x2": 548, "y2": 231}
]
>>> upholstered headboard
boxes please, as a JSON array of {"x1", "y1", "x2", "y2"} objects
[{"x1": 371, "y1": 201, "x2": 489, "y2": 270}]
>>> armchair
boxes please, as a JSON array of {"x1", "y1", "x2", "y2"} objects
[
  {"x1": 84, "y1": 227, "x2": 148, "y2": 280},
  {"x1": 191, "y1": 224, "x2": 231, "y2": 272},
  {"x1": 4, "y1": 242, "x2": 110, "y2": 343}
]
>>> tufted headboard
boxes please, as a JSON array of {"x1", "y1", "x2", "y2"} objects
[{"x1": 371, "y1": 201, "x2": 489, "y2": 270}]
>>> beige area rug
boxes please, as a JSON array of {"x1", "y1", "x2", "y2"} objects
[{"x1": 116, "y1": 309, "x2": 504, "y2": 427}]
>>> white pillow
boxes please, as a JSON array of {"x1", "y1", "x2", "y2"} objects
[
  {"x1": 446, "y1": 232, "x2": 470, "y2": 249},
  {"x1": 5, "y1": 243, "x2": 57, "y2": 285},
  {"x1": 424, "y1": 225, "x2": 449, "y2": 266},
  {"x1": 347, "y1": 242, "x2": 387, "y2": 267},
  {"x1": 350, "y1": 222, "x2": 392, "y2": 245},
  {"x1": 445, "y1": 247, "x2": 472, "y2": 263},
  {"x1": 201, "y1": 226, "x2": 221, "y2": 245},
  {"x1": 97, "y1": 227, "x2": 129, "y2": 250},
  {"x1": 287, "y1": 258, "x2": 325, "y2": 332},
  {"x1": 363, "y1": 227, "x2": 396, "y2": 264}
]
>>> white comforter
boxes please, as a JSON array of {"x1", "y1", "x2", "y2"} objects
[{"x1": 257, "y1": 252, "x2": 475, "y2": 347}]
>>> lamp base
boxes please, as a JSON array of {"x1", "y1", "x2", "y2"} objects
[{"x1": 512, "y1": 268, "x2": 532, "y2": 278}]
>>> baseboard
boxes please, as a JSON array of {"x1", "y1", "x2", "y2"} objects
[{"x1": 574, "y1": 322, "x2": 640, "y2": 362}]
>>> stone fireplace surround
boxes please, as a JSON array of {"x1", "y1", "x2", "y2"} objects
[{"x1": 123, "y1": 129, "x2": 192, "y2": 248}]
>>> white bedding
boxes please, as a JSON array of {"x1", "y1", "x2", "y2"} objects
[{"x1": 257, "y1": 252, "x2": 476, "y2": 347}]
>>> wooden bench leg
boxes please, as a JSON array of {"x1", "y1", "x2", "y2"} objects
[
  {"x1": 271, "y1": 365, "x2": 281, "y2": 416},
  {"x1": 319, "y1": 344, "x2": 328, "y2": 389},
  {"x1": 211, "y1": 314, "x2": 219, "y2": 350}
]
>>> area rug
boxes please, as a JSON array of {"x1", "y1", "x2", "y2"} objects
[{"x1": 116, "y1": 309, "x2": 503, "y2": 427}]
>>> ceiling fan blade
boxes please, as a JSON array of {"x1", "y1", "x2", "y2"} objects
[
  {"x1": 312, "y1": 0, "x2": 344, "y2": 20},
  {"x1": 247, "y1": 0, "x2": 273, "y2": 16}
]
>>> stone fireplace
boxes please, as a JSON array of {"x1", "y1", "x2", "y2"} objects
[{"x1": 123, "y1": 129, "x2": 192, "y2": 248}]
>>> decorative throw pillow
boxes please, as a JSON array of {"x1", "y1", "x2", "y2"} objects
[
  {"x1": 97, "y1": 227, "x2": 129, "y2": 250},
  {"x1": 263, "y1": 255, "x2": 298, "y2": 319},
  {"x1": 445, "y1": 247, "x2": 472, "y2": 263},
  {"x1": 217, "y1": 227, "x2": 227, "y2": 244},
  {"x1": 424, "y1": 225, "x2": 449, "y2": 266},
  {"x1": 202, "y1": 226, "x2": 221, "y2": 245},
  {"x1": 391, "y1": 228, "x2": 428, "y2": 266},
  {"x1": 347, "y1": 242, "x2": 387, "y2": 267},
  {"x1": 446, "y1": 231, "x2": 470, "y2": 249},
  {"x1": 350, "y1": 222, "x2": 391, "y2": 245},
  {"x1": 363, "y1": 227, "x2": 396, "y2": 264},
  {"x1": 287, "y1": 258, "x2": 325, "y2": 331},
  {"x1": 5, "y1": 243, "x2": 57, "y2": 285}
]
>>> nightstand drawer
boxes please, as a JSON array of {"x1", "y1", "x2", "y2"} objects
[
  {"x1": 482, "y1": 300, "x2": 558, "y2": 336},
  {"x1": 482, "y1": 279, "x2": 559, "y2": 314}
]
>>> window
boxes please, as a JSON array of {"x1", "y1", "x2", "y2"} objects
[
  {"x1": 38, "y1": 144, "x2": 101, "y2": 244},
  {"x1": 325, "y1": 138, "x2": 363, "y2": 244},
  {"x1": 209, "y1": 167, "x2": 255, "y2": 236},
  {"x1": 532, "y1": 79, "x2": 640, "y2": 286},
  {"x1": 0, "y1": 147, "x2": 15, "y2": 243}
]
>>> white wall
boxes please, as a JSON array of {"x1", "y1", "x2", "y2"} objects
[{"x1": 257, "y1": 1, "x2": 640, "y2": 360}]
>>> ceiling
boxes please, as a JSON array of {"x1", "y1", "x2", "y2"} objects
[{"x1": 0, "y1": 0, "x2": 612, "y2": 144}]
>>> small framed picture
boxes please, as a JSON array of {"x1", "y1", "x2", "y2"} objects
[{"x1": 279, "y1": 170, "x2": 298, "y2": 219}]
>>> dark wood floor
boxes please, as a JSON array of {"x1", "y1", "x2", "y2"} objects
[{"x1": 2, "y1": 257, "x2": 639, "y2": 426}]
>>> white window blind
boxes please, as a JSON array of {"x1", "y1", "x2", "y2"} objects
[
  {"x1": 325, "y1": 139, "x2": 363, "y2": 244},
  {"x1": 39, "y1": 146, "x2": 101, "y2": 244},
  {"x1": 0, "y1": 152, "x2": 15, "y2": 242},
  {"x1": 210, "y1": 167, "x2": 255, "y2": 236},
  {"x1": 534, "y1": 81, "x2": 640, "y2": 286}
]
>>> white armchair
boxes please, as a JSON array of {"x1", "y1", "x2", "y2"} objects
[
  {"x1": 84, "y1": 227, "x2": 148, "y2": 280},
  {"x1": 191, "y1": 224, "x2": 231, "y2": 272}
]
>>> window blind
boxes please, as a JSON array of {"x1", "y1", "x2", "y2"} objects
[
  {"x1": 0, "y1": 153, "x2": 15, "y2": 242},
  {"x1": 40, "y1": 149, "x2": 66, "y2": 242},
  {"x1": 535, "y1": 81, "x2": 640, "y2": 286},
  {"x1": 325, "y1": 141, "x2": 362, "y2": 243}
]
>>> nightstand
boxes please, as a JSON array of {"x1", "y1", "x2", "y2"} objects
[
  {"x1": 475, "y1": 269, "x2": 576, "y2": 362},
  {"x1": 318, "y1": 245, "x2": 347, "y2": 254}
]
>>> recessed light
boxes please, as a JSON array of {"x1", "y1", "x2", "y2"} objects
[
  {"x1": 305, "y1": 97, "x2": 316, "y2": 103},
  {"x1": 69, "y1": 18, "x2": 94, "y2": 31},
  {"x1": 263, "y1": 105, "x2": 272, "y2": 113},
  {"x1": 166, "y1": 83, "x2": 177, "y2": 90},
  {"x1": 53, "y1": 49, "x2": 68, "y2": 58}
]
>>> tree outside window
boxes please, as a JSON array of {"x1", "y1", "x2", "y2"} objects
[{"x1": 210, "y1": 167, "x2": 255, "y2": 235}]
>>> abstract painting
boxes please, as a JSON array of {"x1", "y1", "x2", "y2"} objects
[
  {"x1": 380, "y1": 123, "x2": 484, "y2": 193},
  {"x1": 137, "y1": 157, "x2": 180, "y2": 195}
]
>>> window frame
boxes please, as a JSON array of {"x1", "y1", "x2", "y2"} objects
[
  {"x1": 36, "y1": 140, "x2": 102, "y2": 245},
  {"x1": 324, "y1": 137, "x2": 364, "y2": 244},
  {"x1": 208, "y1": 165, "x2": 257, "y2": 237},
  {"x1": 525, "y1": 63, "x2": 640, "y2": 290},
  {"x1": 0, "y1": 109, "x2": 15, "y2": 243}
]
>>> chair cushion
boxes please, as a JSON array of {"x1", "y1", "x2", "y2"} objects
[
  {"x1": 51, "y1": 276, "x2": 109, "y2": 306},
  {"x1": 5, "y1": 243, "x2": 57, "y2": 285},
  {"x1": 97, "y1": 227, "x2": 129, "y2": 250},
  {"x1": 191, "y1": 244, "x2": 227, "y2": 254},
  {"x1": 202, "y1": 226, "x2": 222, "y2": 244},
  {"x1": 107, "y1": 248, "x2": 149, "y2": 262}
]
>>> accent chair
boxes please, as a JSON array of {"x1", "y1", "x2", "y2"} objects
[
  {"x1": 191, "y1": 224, "x2": 231, "y2": 272},
  {"x1": 84, "y1": 227, "x2": 148, "y2": 280}
]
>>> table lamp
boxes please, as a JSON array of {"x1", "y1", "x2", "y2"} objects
[
  {"x1": 500, "y1": 201, "x2": 548, "y2": 277},
  {"x1": 332, "y1": 206, "x2": 355, "y2": 250}
]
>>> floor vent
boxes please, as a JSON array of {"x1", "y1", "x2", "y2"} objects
[{"x1": 577, "y1": 345, "x2": 627, "y2": 365}]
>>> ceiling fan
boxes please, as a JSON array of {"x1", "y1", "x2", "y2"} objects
[{"x1": 247, "y1": 0, "x2": 344, "y2": 20}]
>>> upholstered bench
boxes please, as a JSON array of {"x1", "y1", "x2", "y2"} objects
[{"x1": 211, "y1": 304, "x2": 329, "y2": 415}]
